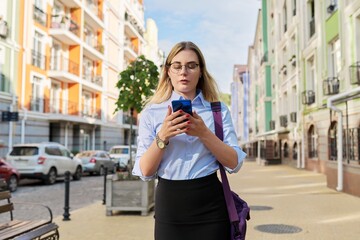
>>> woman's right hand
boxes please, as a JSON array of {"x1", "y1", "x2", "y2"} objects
[{"x1": 157, "y1": 105, "x2": 191, "y2": 142}]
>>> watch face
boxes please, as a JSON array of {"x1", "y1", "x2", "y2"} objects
[{"x1": 158, "y1": 141, "x2": 165, "y2": 149}]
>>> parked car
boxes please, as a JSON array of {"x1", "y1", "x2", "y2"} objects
[
  {"x1": 6, "y1": 142, "x2": 83, "y2": 185},
  {"x1": 108, "y1": 145, "x2": 137, "y2": 171},
  {"x1": 0, "y1": 158, "x2": 20, "y2": 192},
  {"x1": 75, "y1": 150, "x2": 115, "y2": 175}
]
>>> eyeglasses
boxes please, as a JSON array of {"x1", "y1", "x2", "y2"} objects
[{"x1": 168, "y1": 62, "x2": 199, "y2": 74}]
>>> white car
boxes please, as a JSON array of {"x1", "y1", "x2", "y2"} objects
[
  {"x1": 108, "y1": 145, "x2": 136, "y2": 171},
  {"x1": 6, "y1": 142, "x2": 83, "y2": 185}
]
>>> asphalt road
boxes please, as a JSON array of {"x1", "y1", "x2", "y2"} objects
[{"x1": 0, "y1": 174, "x2": 106, "y2": 222}]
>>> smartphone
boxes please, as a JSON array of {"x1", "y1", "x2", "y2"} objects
[{"x1": 171, "y1": 100, "x2": 193, "y2": 116}]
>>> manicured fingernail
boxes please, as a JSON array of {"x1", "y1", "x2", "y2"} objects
[{"x1": 187, "y1": 121, "x2": 191, "y2": 124}]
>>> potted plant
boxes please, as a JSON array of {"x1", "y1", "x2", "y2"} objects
[{"x1": 105, "y1": 55, "x2": 159, "y2": 216}]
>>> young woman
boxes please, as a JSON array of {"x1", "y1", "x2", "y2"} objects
[{"x1": 132, "y1": 41, "x2": 247, "y2": 240}]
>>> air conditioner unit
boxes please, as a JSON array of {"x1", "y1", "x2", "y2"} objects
[
  {"x1": 280, "y1": 115, "x2": 288, "y2": 127},
  {"x1": 290, "y1": 112, "x2": 297, "y2": 123},
  {"x1": 0, "y1": 20, "x2": 8, "y2": 38}
]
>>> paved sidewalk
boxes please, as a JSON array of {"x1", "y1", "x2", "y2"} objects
[{"x1": 54, "y1": 161, "x2": 360, "y2": 239}]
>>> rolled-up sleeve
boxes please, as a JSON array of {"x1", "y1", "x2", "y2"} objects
[
  {"x1": 221, "y1": 103, "x2": 247, "y2": 173},
  {"x1": 132, "y1": 108, "x2": 157, "y2": 181}
]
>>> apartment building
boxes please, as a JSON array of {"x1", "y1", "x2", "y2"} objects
[
  {"x1": 244, "y1": 0, "x2": 360, "y2": 197},
  {"x1": 0, "y1": 0, "x2": 161, "y2": 156}
]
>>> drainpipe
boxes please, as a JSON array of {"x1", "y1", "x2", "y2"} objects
[{"x1": 327, "y1": 86, "x2": 360, "y2": 191}]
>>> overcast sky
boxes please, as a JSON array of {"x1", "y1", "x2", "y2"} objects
[{"x1": 144, "y1": 0, "x2": 261, "y2": 94}]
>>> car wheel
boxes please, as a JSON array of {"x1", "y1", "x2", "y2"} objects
[
  {"x1": 45, "y1": 168, "x2": 57, "y2": 185},
  {"x1": 7, "y1": 175, "x2": 18, "y2": 192},
  {"x1": 73, "y1": 166, "x2": 82, "y2": 180},
  {"x1": 99, "y1": 166, "x2": 105, "y2": 176}
]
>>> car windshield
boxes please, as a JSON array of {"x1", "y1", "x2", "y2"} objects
[
  {"x1": 10, "y1": 147, "x2": 39, "y2": 156},
  {"x1": 109, "y1": 148, "x2": 129, "y2": 154}
]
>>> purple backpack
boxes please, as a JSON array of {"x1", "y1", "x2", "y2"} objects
[{"x1": 211, "y1": 102, "x2": 251, "y2": 240}]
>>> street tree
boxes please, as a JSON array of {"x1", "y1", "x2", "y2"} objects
[{"x1": 115, "y1": 55, "x2": 159, "y2": 174}]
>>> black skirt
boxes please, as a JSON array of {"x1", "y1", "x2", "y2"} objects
[{"x1": 154, "y1": 172, "x2": 230, "y2": 240}]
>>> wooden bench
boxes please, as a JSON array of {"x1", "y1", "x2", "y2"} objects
[{"x1": 0, "y1": 180, "x2": 59, "y2": 240}]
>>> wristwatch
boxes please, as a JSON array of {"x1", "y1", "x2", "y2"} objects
[{"x1": 156, "y1": 133, "x2": 168, "y2": 149}]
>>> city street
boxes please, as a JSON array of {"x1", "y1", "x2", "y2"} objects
[{"x1": 54, "y1": 161, "x2": 360, "y2": 240}]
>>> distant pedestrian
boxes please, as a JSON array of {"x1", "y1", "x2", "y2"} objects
[{"x1": 132, "y1": 41, "x2": 247, "y2": 240}]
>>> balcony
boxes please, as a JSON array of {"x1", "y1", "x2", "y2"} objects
[
  {"x1": 349, "y1": 62, "x2": 360, "y2": 85},
  {"x1": 323, "y1": 77, "x2": 339, "y2": 95},
  {"x1": 124, "y1": 12, "x2": 144, "y2": 38},
  {"x1": 33, "y1": 5, "x2": 47, "y2": 27},
  {"x1": 280, "y1": 115, "x2": 288, "y2": 127},
  {"x1": 44, "y1": 98, "x2": 78, "y2": 116},
  {"x1": 290, "y1": 112, "x2": 297, "y2": 123},
  {"x1": 48, "y1": 56, "x2": 80, "y2": 82},
  {"x1": 302, "y1": 90, "x2": 315, "y2": 105},
  {"x1": 84, "y1": 0, "x2": 104, "y2": 29},
  {"x1": 83, "y1": 36, "x2": 104, "y2": 60},
  {"x1": 82, "y1": 72, "x2": 103, "y2": 87},
  {"x1": 269, "y1": 120, "x2": 275, "y2": 130},
  {"x1": 49, "y1": 16, "x2": 81, "y2": 45},
  {"x1": 31, "y1": 50, "x2": 47, "y2": 69}
]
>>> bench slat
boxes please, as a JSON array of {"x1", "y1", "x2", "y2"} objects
[
  {"x1": 14, "y1": 223, "x2": 59, "y2": 240},
  {"x1": 0, "y1": 203, "x2": 14, "y2": 215},
  {"x1": 0, "y1": 220, "x2": 48, "y2": 239},
  {"x1": 0, "y1": 191, "x2": 11, "y2": 200}
]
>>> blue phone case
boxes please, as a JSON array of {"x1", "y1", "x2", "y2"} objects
[{"x1": 171, "y1": 100, "x2": 193, "y2": 115}]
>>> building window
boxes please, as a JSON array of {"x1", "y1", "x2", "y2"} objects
[
  {"x1": 308, "y1": 125, "x2": 317, "y2": 158},
  {"x1": 329, "y1": 122, "x2": 337, "y2": 160},
  {"x1": 308, "y1": 0, "x2": 315, "y2": 38},
  {"x1": 32, "y1": 31, "x2": 45, "y2": 69},
  {"x1": 292, "y1": 0, "x2": 297, "y2": 16},
  {"x1": 306, "y1": 56, "x2": 316, "y2": 92},
  {"x1": 283, "y1": 2, "x2": 287, "y2": 33},
  {"x1": 329, "y1": 38, "x2": 341, "y2": 77},
  {"x1": 31, "y1": 76, "x2": 43, "y2": 112}
]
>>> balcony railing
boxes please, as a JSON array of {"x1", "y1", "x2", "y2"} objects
[
  {"x1": 31, "y1": 50, "x2": 47, "y2": 69},
  {"x1": 349, "y1": 62, "x2": 360, "y2": 85},
  {"x1": 280, "y1": 115, "x2": 288, "y2": 127},
  {"x1": 123, "y1": 115, "x2": 137, "y2": 125},
  {"x1": 33, "y1": 5, "x2": 47, "y2": 27},
  {"x1": 323, "y1": 77, "x2": 339, "y2": 95},
  {"x1": 29, "y1": 97, "x2": 44, "y2": 112},
  {"x1": 302, "y1": 90, "x2": 315, "y2": 105},
  {"x1": 43, "y1": 98, "x2": 78, "y2": 116},
  {"x1": 0, "y1": 20, "x2": 9, "y2": 38},
  {"x1": 50, "y1": 56, "x2": 79, "y2": 75},
  {"x1": 82, "y1": 103, "x2": 101, "y2": 119},
  {"x1": 290, "y1": 112, "x2": 297, "y2": 123},
  {"x1": 124, "y1": 12, "x2": 144, "y2": 36}
]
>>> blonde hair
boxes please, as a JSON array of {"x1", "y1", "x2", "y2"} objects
[{"x1": 146, "y1": 41, "x2": 220, "y2": 105}]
